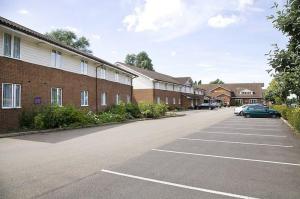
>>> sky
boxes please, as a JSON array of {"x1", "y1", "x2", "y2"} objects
[{"x1": 0, "y1": 0, "x2": 288, "y2": 87}]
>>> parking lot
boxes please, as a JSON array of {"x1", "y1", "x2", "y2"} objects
[{"x1": 36, "y1": 116, "x2": 300, "y2": 199}]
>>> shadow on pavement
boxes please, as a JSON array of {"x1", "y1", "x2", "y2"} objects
[{"x1": 12, "y1": 124, "x2": 124, "y2": 143}]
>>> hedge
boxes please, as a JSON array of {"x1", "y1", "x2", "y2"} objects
[{"x1": 272, "y1": 105, "x2": 300, "y2": 132}]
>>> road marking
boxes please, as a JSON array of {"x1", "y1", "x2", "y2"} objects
[
  {"x1": 152, "y1": 149, "x2": 300, "y2": 167},
  {"x1": 198, "y1": 132, "x2": 286, "y2": 138},
  {"x1": 101, "y1": 169, "x2": 260, "y2": 199},
  {"x1": 178, "y1": 138, "x2": 293, "y2": 148},
  {"x1": 210, "y1": 127, "x2": 281, "y2": 131},
  {"x1": 220, "y1": 124, "x2": 281, "y2": 128}
]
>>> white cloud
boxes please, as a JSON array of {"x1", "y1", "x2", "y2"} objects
[
  {"x1": 122, "y1": 0, "x2": 260, "y2": 41},
  {"x1": 208, "y1": 15, "x2": 240, "y2": 28},
  {"x1": 171, "y1": 51, "x2": 177, "y2": 56},
  {"x1": 18, "y1": 9, "x2": 29, "y2": 15}
]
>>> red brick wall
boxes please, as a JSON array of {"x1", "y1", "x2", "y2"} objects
[
  {"x1": 133, "y1": 89, "x2": 154, "y2": 103},
  {"x1": 154, "y1": 90, "x2": 181, "y2": 109},
  {"x1": 0, "y1": 57, "x2": 132, "y2": 133}
]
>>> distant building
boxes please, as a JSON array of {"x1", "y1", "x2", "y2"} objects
[{"x1": 198, "y1": 83, "x2": 264, "y2": 105}]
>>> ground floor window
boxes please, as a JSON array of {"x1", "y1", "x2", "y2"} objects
[
  {"x1": 173, "y1": 97, "x2": 176, "y2": 104},
  {"x1": 80, "y1": 90, "x2": 88, "y2": 106},
  {"x1": 235, "y1": 99, "x2": 243, "y2": 105},
  {"x1": 51, "y1": 88, "x2": 62, "y2": 106},
  {"x1": 157, "y1": 97, "x2": 160, "y2": 104},
  {"x1": 126, "y1": 95, "x2": 131, "y2": 103},
  {"x1": 249, "y1": 99, "x2": 257, "y2": 104},
  {"x1": 101, "y1": 92, "x2": 107, "y2": 106},
  {"x1": 116, "y1": 94, "x2": 120, "y2": 105},
  {"x1": 165, "y1": 97, "x2": 169, "y2": 104},
  {"x1": 178, "y1": 98, "x2": 181, "y2": 105},
  {"x1": 191, "y1": 100, "x2": 194, "y2": 107},
  {"x1": 2, "y1": 83, "x2": 21, "y2": 108}
]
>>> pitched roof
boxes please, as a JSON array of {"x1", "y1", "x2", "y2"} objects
[
  {"x1": 198, "y1": 83, "x2": 264, "y2": 98},
  {"x1": 174, "y1": 77, "x2": 192, "y2": 85},
  {"x1": 116, "y1": 62, "x2": 182, "y2": 85},
  {"x1": 0, "y1": 16, "x2": 136, "y2": 76}
]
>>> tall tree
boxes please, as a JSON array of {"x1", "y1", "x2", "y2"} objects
[
  {"x1": 46, "y1": 29, "x2": 92, "y2": 54},
  {"x1": 209, "y1": 78, "x2": 224, "y2": 84},
  {"x1": 125, "y1": 54, "x2": 136, "y2": 66},
  {"x1": 124, "y1": 51, "x2": 154, "y2": 71},
  {"x1": 267, "y1": 0, "x2": 300, "y2": 101},
  {"x1": 264, "y1": 77, "x2": 289, "y2": 104}
]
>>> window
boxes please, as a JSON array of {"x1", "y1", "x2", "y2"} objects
[
  {"x1": 178, "y1": 98, "x2": 181, "y2": 104},
  {"x1": 164, "y1": 83, "x2": 167, "y2": 90},
  {"x1": 115, "y1": 72, "x2": 119, "y2": 82},
  {"x1": 2, "y1": 83, "x2": 21, "y2": 108},
  {"x1": 126, "y1": 95, "x2": 131, "y2": 103},
  {"x1": 249, "y1": 99, "x2": 257, "y2": 104},
  {"x1": 51, "y1": 88, "x2": 62, "y2": 106},
  {"x1": 173, "y1": 97, "x2": 176, "y2": 104},
  {"x1": 101, "y1": 92, "x2": 107, "y2": 106},
  {"x1": 157, "y1": 97, "x2": 161, "y2": 104},
  {"x1": 100, "y1": 68, "x2": 106, "y2": 79},
  {"x1": 51, "y1": 50, "x2": 62, "y2": 68},
  {"x1": 80, "y1": 91, "x2": 88, "y2": 106},
  {"x1": 80, "y1": 60, "x2": 88, "y2": 75},
  {"x1": 3, "y1": 33, "x2": 20, "y2": 59},
  {"x1": 126, "y1": 76, "x2": 131, "y2": 85},
  {"x1": 165, "y1": 97, "x2": 169, "y2": 104},
  {"x1": 235, "y1": 99, "x2": 243, "y2": 105},
  {"x1": 115, "y1": 94, "x2": 120, "y2": 105},
  {"x1": 240, "y1": 89, "x2": 254, "y2": 95},
  {"x1": 155, "y1": 82, "x2": 160, "y2": 89}
]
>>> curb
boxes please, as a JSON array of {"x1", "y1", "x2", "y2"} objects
[
  {"x1": 0, "y1": 113, "x2": 185, "y2": 138},
  {"x1": 280, "y1": 117, "x2": 300, "y2": 136}
]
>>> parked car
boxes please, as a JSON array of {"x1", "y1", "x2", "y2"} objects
[
  {"x1": 234, "y1": 104, "x2": 264, "y2": 116},
  {"x1": 243, "y1": 106, "x2": 281, "y2": 118},
  {"x1": 198, "y1": 103, "x2": 216, "y2": 110}
]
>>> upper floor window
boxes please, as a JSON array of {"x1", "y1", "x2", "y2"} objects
[
  {"x1": 2, "y1": 83, "x2": 21, "y2": 109},
  {"x1": 126, "y1": 76, "x2": 131, "y2": 85},
  {"x1": 100, "y1": 67, "x2": 106, "y2": 79},
  {"x1": 4, "y1": 33, "x2": 20, "y2": 59},
  {"x1": 115, "y1": 72, "x2": 119, "y2": 82},
  {"x1": 240, "y1": 89, "x2": 254, "y2": 95},
  {"x1": 80, "y1": 90, "x2": 88, "y2": 106},
  {"x1": 80, "y1": 60, "x2": 88, "y2": 75},
  {"x1": 51, "y1": 50, "x2": 62, "y2": 68},
  {"x1": 51, "y1": 88, "x2": 62, "y2": 106},
  {"x1": 155, "y1": 82, "x2": 160, "y2": 89}
]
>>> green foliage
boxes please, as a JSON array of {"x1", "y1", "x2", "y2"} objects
[
  {"x1": 264, "y1": 78, "x2": 289, "y2": 104},
  {"x1": 267, "y1": 1, "x2": 300, "y2": 101},
  {"x1": 272, "y1": 105, "x2": 300, "y2": 132},
  {"x1": 45, "y1": 29, "x2": 92, "y2": 53},
  {"x1": 124, "y1": 51, "x2": 154, "y2": 71},
  {"x1": 209, "y1": 78, "x2": 224, "y2": 84},
  {"x1": 98, "y1": 112, "x2": 127, "y2": 123},
  {"x1": 138, "y1": 102, "x2": 168, "y2": 118}
]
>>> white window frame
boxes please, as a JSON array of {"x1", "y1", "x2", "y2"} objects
[
  {"x1": 2, "y1": 83, "x2": 21, "y2": 109},
  {"x1": 51, "y1": 88, "x2": 63, "y2": 106},
  {"x1": 165, "y1": 97, "x2": 169, "y2": 104},
  {"x1": 249, "y1": 99, "x2": 257, "y2": 104},
  {"x1": 80, "y1": 90, "x2": 89, "y2": 106},
  {"x1": 100, "y1": 67, "x2": 106, "y2": 79},
  {"x1": 115, "y1": 72, "x2": 119, "y2": 82},
  {"x1": 80, "y1": 60, "x2": 88, "y2": 75},
  {"x1": 126, "y1": 95, "x2": 131, "y2": 103},
  {"x1": 178, "y1": 98, "x2": 181, "y2": 105},
  {"x1": 173, "y1": 97, "x2": 176, "y2": 105},
  {"x1": 115, "y1": 93, "x2": 120, "y2": 105},
  {"x1": 235, "y1": 99, "x2": 243, "y2": 105},
  {"x1": 51, "y1": 50, "x2": 62, "y2": 68},
  {"x1": 157, "y1": 97, "x2": 161, "y2": 104},
  {"x1": 3, "y1": 33, "x2": 21, "y2": 59},
  {"x1": 101, "y1": 92, "x2": 107, "y2": 106}
]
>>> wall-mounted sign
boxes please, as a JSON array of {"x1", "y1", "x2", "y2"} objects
[{"x1": 34, "y1": 97, "x2": 41, "y2": 105}]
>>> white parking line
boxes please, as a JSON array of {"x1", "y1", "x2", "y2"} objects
[
  {"x1": 198, "y1": 132, "x2": 286, "y2": 138},
  {"x1": 101, "y1": 169, "x2": 260, "y2": 199},
  {"x1": 210, "y1": 127, "x2": 281, "y2": 131},
  {"x1": 178, "y1": 138, "x2": 293, "y2": 148},
  {"x1": 152, "y1": 149, "x2": 300, "y2": 167},
  {"x1": 220, "y1": 124, "x2": 281, "y2": 128}
]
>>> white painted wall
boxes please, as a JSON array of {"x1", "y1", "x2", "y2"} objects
[
  {"x1": 132, "y1": 75, "x2": 153, "y2": 89},
  {"x1": 0, "y1": 26, "x2": 132, "y2": 86}
]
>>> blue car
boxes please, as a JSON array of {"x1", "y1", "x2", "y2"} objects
[{"x1": 243, "y1": 106, "x2": 281, "y2": 118}]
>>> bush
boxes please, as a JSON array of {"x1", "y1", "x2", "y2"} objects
[
  {"x1": 98, "y1": 112, "x2": 127, "y2": 123},
  {"x1": 272, "y1": 105, "x2": 300, "y2": 132},
  {"x1": 138, "y1": 102, "x2": 168, "y2": 118},
  {"x1": 272, "y1": 105, "x2": 289, "y2": 119}
]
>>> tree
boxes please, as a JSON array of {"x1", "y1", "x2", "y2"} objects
[
  {"x1": 264, "y1": 77, "x2": 289, "y2": 104},
  {"x1": 198, "y1": 80, "x2": 202, "y2": 85},
  {"x1": 267, "y1": 1, "x2": 300, "y2": 102},
  {"x1": 125, "y1": 54, "x2": 136, "y2": 66},
  {"x1": 46, "y1": 29, "x2": 92, "y2": 54},
  {"x1": 209, "y1": 78, "x2": 224, "y2": 84},
  {"x1": 193, "y1": 80, "x2": 202, "y2": 86},
  {"x1": 124, "y1": 51, "x2": 154, "y2": 71}
]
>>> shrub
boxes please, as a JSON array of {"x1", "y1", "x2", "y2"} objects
[
  {"x1": 272, "y1": 105, "x2": 289, "y2": 119},
  {"x1": 98, "y1": 112, "x2": 127, "y2": 123},
  {"x1": 273, "y1": 105, "x2": 300, "y2": 132},
  {"x1": 20, "y1": 108, "x2": 39, "y2": 129},
  {"x1": 125, "y1": 103, "x2": 141, "y2": 118},
  {"x1": 138, "y1": 102, "x2": 168, "y2": 118}
]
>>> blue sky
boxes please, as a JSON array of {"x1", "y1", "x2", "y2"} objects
[{"x1": 0, "y1": 0, "x2": 287, "y2": 86}]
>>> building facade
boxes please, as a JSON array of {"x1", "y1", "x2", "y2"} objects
[
  {"x1": 116, "y1": 63, "x2": 204, "y2": 109},
  {"x1": 199, "y1": 83, "x2": 264, "y2": 106},
  {"x1": 0, "y1": 17, "x2": 135, "y2": 132}
]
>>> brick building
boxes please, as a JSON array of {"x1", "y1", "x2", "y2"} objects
[
  {"x1": 0, "y1": 17, "x2": 136, "y2": 132},
  {"x1": 198, "y1": 83, "x2": 264, "y2": 106},
  {"x1": 116, "y1": 63, "x2": 204, "y2": 109}
]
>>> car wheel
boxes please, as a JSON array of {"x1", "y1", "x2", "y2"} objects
[
  {"x1": 239, "y1": 111, "x2": 244, "y2": 116},
  {"x1": 245, "y1": 114, "x2": 251, "y2": 118}
]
